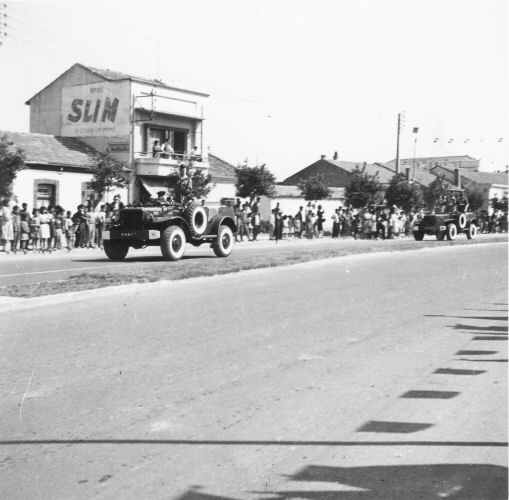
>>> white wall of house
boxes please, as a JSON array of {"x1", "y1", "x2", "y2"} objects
[
  {"x1": 206, "y1": 181, "x2": 236, "y2": 205},
  {"x1": 12, "y1": 168, "x2": 128, "y2": 211}
]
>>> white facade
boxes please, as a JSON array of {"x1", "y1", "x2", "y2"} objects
[
  {"x1": 260, "y1": 186, "x2": 345, "y2": 233},
  {"x1": 11, "y1": 168, "x2": 127, "y2": 211}
]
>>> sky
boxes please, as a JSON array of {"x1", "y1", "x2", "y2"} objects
[{"x1": 0, "y1": 0, "x2": 507, "y2": 180}]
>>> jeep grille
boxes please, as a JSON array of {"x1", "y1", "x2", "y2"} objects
[{"x1": 118, "y1": 209, "x2": 144, "y2": 228}]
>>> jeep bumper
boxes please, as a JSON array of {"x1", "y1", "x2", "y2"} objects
[{"x1": 103, "y1": 229, "x2": 160, "y2": 240}]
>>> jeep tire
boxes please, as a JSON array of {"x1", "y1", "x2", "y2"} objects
[
  {"x1": 413, "y1": 231, "x2": 424, "y2": 241},
  {"x1": 446, "y1": 223, "x2": 457, "y2": 241},
  {"x1": 212, "y1": 225, "x2": 234, "y2": 257},
  {"x1": 466, "y1": 223, "x2": 477, "y2": 240},
  {"x1": 104, "y1": 240, "x2": 129, "y2": 261},
  {"x1": 160, "y1": 226, "x2": 186, "y2": 261},
  {"x1": 185, "y1": 202, "x2": 208, "y2": 237},
  {"x1": 436, "y1": 230, "x2": 446, "y2": 241}
]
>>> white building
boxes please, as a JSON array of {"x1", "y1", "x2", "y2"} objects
[{"x1": 4, "y1": 63, "x2": 236, "y2": 208}]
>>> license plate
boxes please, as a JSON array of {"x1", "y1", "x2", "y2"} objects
[
  {"x1": 102, "y1": 230, "x2": 110, "y2": 240},
  {"x1": 413, "y1": 226, "x2": 420, "y2": 231},
  {"x1": 439, "y1": 226, "x2": 446, "y2": 231}
]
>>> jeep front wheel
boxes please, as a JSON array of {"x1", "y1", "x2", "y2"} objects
[
  {"x1": 103, "y1": 240, "x2": 129, "y2": 261},
  {"x1": 466, "y1": 223, "x2": 477, "y2": 240},
  {"x1": 161, "y1": 226, "x2": 186, "y2": 261},
  {"x1": 413, "y1": 231, "x2": 424, "y2": 241},
  {"x1": 446, "y1": 223, "x2": 457, "y2": 241},
  {"x1": 212, "y1": 225, "x2": 234, "y2": 257}
]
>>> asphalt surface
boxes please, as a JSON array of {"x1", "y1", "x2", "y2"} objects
[
  {"x1": 0, "y1": 233, "x2": 506, "y2": 289},
  {"x1": 0, "y1": 242, "x2": 507, "y2": 499}
]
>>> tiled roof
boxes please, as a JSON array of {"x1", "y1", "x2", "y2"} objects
[
  {"x1": 208, "y1": 154, "x2": 236, "y2": 179},
  {"x1": 274, "y1": 184, "x2": 344, "y2": 198},
  {"x1": 381, "y1": 162, "x2": 436, "y2": 186},
  {"x1": 325, "y1": 159, "x2": 396, "y2": 184},
  {"x1": 0, "y1": 130, "x2": 98, "y2": 168},
  {"x1": 434, "y1": 165, "x2": 508, "y2": 186},
  {"x1": 461, "y1": 170, "x2": 508, "y2": 185}
]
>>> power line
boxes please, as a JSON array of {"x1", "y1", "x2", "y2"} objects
[{"x1": 7, "y1": 18, "x2": 156, "y2": 76}]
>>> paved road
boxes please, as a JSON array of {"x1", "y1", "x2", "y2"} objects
[
  {"x1": 0, "y1": 243, "x2": 507, "y2": 499},
  {"x1": 0, "y1": 233, "x2": 506, "y2": 288}
]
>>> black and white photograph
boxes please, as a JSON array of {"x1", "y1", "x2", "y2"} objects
[{"x1": 0, "y1": 0, "x2": 507, "y2": 498}]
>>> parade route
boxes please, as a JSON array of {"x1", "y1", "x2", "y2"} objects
[{"x1": 1, "y1": 242, "x2": 507, "y2": 499}]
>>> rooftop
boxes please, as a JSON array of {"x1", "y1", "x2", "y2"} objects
[
  {"x1": 207, "y1": 154, "x2": 236, "y2": 179},
  {"x1": 0, "y1": 130, "x2": 98, "y2": 169},
  {"x1": 432, "y1": 165, "x2": 508, "y2": 186},
  {"x1": 26, "y1": 63, "x2": 209, "y2": 104}
]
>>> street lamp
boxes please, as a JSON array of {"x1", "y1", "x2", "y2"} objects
[{"x1": 412, "y1": 127, "x2": 419, "y2": 181}]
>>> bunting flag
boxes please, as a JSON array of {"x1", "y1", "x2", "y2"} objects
[{"x1": 428, "y1": 137, "x2": 503, "y2": 144}]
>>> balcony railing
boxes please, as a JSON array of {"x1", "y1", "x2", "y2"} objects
[{"x1": 134, "y1": 152, "x2": 208, "y2": 177}]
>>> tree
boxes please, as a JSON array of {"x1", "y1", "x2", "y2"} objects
[
  {"x1": 297, "y1": 174, "x2": 331, "y2": 201},
  {"x1": 384, "y1": 173, "x2": 423, "y2": 211},
  {"x1": 0, "y1": 135, "x2": 25, "y2": 201},
  {"x1": 422, "y1": 174, "x2": 450, "y2": 210},
  {"x1": 235, "y1": 164, "x2": 276, "y2": 201},
  {"x1": 88, "y1": 151, "x2": 129, "y2": 201},
  {"x1": 168, "y1": 168, "x2": 215, "y2": 201},
  {"x1": 343, "y1": 164, "x2": 381, "y2": 208},
  {"x1": 465, "y1": 185, "x2": 485, "y2": 211}
]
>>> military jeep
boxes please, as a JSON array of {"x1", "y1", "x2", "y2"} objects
[
  {"x1": 413, "y1": 211, "x2": 478, "y2": 241},
  {"x1": 102, "y1": 202, "x2": 236, "y2": 261}
]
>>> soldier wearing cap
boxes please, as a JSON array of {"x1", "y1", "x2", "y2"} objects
[{"x1": 154, "y1": 190, "x2": 168, "y2": 206}]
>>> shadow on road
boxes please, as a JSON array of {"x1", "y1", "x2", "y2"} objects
[
  {"x1": 425, "y1": 314, "x2": 509, "y2": 322},
  {"x1": 258, "y1": 463, "x2": 508, "y2": 499},
  {"x1": 71, "y1": 254, "x2": 216, "y2": 264}
]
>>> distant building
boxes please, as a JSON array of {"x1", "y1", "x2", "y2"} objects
[
  {"x1": 385, "y1": 155, "x2": 480, "y2": 173},
  {"x1": 281, "y1": 155, "x2": 394, "y2": 188},
  {"x1": 3, "y1": 62, "x2": 236, "y2": 208}
]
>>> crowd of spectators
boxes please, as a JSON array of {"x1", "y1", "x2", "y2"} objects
[
  {"x1": 269, "y1": 201, "x2": 422, "y2": 241},
  {"x1": 1, "y1": 194, "x2": 507, "y2": 254},
  {"x1": 0, "y1": 195, "x2": 124, "y2": 254}
]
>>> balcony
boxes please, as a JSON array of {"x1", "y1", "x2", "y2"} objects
[{"x1": 135, "y1": 152, "x2": 208, "y2": 177}]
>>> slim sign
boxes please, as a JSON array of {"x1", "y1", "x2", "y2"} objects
[{"x1": 61, "y1": 82, "x2": 130, "y2": 137}]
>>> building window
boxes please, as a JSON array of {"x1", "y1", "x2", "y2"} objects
[
  {"x1": 145, "y1": 126, "x2": 188, "y2": 155},
  {"x1": 33, "y1": 179, "x2": 59, "y2": 208}
]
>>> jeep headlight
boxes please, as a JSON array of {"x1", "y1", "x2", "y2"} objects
[{"x1": 143, "y1": 212, "x2": 154, "y2": 223}]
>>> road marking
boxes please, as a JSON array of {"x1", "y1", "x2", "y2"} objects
[{"x1": 0, "y1": 265, "x2": 122, "y2": 278}]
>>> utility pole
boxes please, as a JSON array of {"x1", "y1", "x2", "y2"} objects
[
  {"x1": 395, "y1": 112, "x2": 401, "y2": 174},
  {"x1": 412, "y1": 127, "x2": 419, "y2": 181}
]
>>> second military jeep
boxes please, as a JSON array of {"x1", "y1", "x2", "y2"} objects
[
  {"x1": 102, "y1": 201, "x2": 236, "y2": 261},
  {"x1": 413, "y1": 211, "x2": 478, "y2": 241}
]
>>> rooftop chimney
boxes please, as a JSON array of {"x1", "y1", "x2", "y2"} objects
[
  {"x1": 320, "y1": 154, "x2": 326, "y2": 160},
  {"x1": 333, "y1": 151, "x2": 339, "y2": 160},
  {"x1": 454, "y1": 168, "x2": 461, "y2": 188}
]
